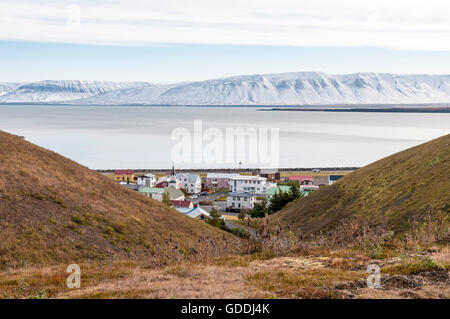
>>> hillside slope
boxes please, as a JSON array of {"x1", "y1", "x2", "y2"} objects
[
  {"x1": 0, "y1": 131, "x2": 241, "y2": 269},
  {"x1": 270, "y1": 134, "x2": 450, "y2": 235}
]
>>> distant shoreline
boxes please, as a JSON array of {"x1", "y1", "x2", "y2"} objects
[
  {"x1": 96, "y1": 167, "x2": 359, "y2": 174},
  {"x1": 259, "y1": 107, "x2": 450, "y2": 113},
  {"x1": 2, "y1": 103, "x2": 450, "y2": 112}
]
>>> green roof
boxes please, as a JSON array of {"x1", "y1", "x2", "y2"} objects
[
  {"x1": 138, "y1": 187, "x2": 164, "y2": 194},
  {"x1": 164, "y1": 186, "x2": 184, "y2": 199},
  {"x1": 267, "y1": 185, "x2": 291, "y2": 195}
]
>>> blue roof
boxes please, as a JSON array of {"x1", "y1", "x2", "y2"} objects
[{"x1": 330, "y1": 175, "x2": 344, "y2": 181}]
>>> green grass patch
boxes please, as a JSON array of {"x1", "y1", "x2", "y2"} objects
[{"x1": 384, "y1": 257, "x2": 447, "y2": 275}]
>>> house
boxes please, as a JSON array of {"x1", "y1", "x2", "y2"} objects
[
  {"x1": 266, "y1": 185, "x2": 291, "y2": 201},
  {"x1": 185, "y1": 206, "x2": 212, "y2": 220},
  {"x1": 253, "y1": 169, "x2": 280, "y2": 182},
  {"x1": 114, "y1": 169, "x2": 134, "y2": 182},
  {"x1": 137, "y1": 173, "x2": 156, "y2": 187},
  {"x1": 176, "y1": 173, "x2": 201, "y2": 194},
  {"x1": 155, "y1": 175, "x2": 181, "y2": 189},
  {"x1": 156, "y1": 164, "x2": 182, "y2": 189},
  {"x1": 164, "y1": 186, "x2": 185, "y2": 201},
  {"x1": 329, "y1": 175, "x2": 344, "y2": 185},
  {"x1": 175, "y1": 207, "x2": 194, "y2": 214},
  {"x1": 205, "y1": 173, "x2": 241, "y2": 189},
  {"x1": 175, "y1": 205, "x2": 212, "y2": 220},
  {"x1": 313, "y1": 175, "x2": 330, "y2": 187},
  {"x1": 171, "y1": 200, "x2": 194, "y2": 209},
  {"x1": 289, "y1": 175, "x2": 314, "y2": 185},
  {"x1": 138, "y1": 187, "x2": 165, "y2": 200},
  {"x1": 300, "y1": 184, "x2": 319, "y2": 195},
  {"x1": 120, "y1": 183, "x2": 139, "y2": 191},
  {"x1": 226, "y1": 192, "x2": 256, "y2": 212},
  {"x1": 228, "y1": 175, "x2": 275, "y2": 195}
]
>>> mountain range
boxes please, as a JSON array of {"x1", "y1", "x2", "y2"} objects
[{"x1": 1, "y1": 72, "x2": 450, "y2": 106}]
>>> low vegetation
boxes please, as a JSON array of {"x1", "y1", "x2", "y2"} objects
[
  {"x1": 0, "y1": 131, "x2": 242, "y2": 270},
  {"x1": 270, "y1": 134, "x2": 450, "y2": 236},
  {"x1": 0, "y1": 132, "x2": 448, "y2": 299}
]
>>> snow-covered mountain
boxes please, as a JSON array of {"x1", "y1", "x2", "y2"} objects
[
  {"x1": 0, "y1": 83, "x2": 21, "y2": 97},
  {"x1": 0, "y1": 80, "x2": 150, "y2": 103},
  {"x1": 1, "y1": 73, "x2": 450, "y2": 105}
]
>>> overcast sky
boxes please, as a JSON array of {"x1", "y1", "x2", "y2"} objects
[{"x1": 1, "y1": 0, "x2": 450, "y2": 82}]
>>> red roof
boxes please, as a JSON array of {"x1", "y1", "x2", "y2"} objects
[
  {"x1": 114, "y1": 169, "x2": 134, "y2": 175},
  {"x1": 171, "y1": 200, "x2": 192, "y2": 208},
  {"x1": 289, "y1": 175, "x2": 313, "y2": 181}
]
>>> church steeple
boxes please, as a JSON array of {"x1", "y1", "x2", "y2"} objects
[{"x1": 171, "y1": 163, "x2": 176, "y2": 176}]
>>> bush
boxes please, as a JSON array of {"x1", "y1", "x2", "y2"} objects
[
  {"x1": 250, "y1": 202, "x2": 266, "y2": 218},
  {"x1": 230, "y1": 227, "x2": 250, "y2": 239},
  {"x1": 207, "y1": 208, "x2": 227, "y2": 230},
  {"x1": 267, "y1": 184, "x2": 304, "y2": 214}
]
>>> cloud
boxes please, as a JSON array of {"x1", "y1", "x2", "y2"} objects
[{"x1": 1, "y1": 0, "x2": 450, "y2": 50}]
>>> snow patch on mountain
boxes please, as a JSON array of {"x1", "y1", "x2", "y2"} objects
[
  {"x1": 1, "y1": 73, "x2": 450, "y2": 105},
  {"x1": 0, "y1": 80, "x2": 150, "y2": 103}
]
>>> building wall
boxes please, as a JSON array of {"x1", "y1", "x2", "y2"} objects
[
  {"x1": 229, "y1": 178, "x2": 267, "y2": 194},
  {"x1": 114, "y1": 174, "x2": 134, "y2": 182},
  {"x1": 181, "y1": 177, "x2": 201, "y2": 194},
  {"x1": 205, "y1": 177, "x2": 231, "y2": 189},
  {"x1": 137, "y1": 177, "x2": 156, "y2": 187},
  {"x1": 226, "y1": 195, "x2": 255, "y2": 210}
]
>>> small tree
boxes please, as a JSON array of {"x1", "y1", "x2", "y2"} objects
[
  {"x1": 250, "y1": 200, "x2": 267, "y2": 218},
  {"x1": 288, "y1": 184, "x2": 302, "y2": 201},
  {"x1": 238, "y1": 210, "x2": 246, "y2": 220},
  {"x1": 268, "y1": 185, "x2": 304, "y2": 214},
  {"x1": 207, "y1": 208, "x2": 226, "y2": 230},
  {"x1": 162, "y1": 192, "x2": 172, "y2": 207}
]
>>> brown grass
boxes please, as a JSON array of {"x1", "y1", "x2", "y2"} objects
[
  {"x1": 0, "y1": 131, "x2": 242, "y2": 270},
  {"x1": 270, "y1": 134, "x2": 450, "y2": 235}
]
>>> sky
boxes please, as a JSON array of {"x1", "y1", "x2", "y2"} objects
[{"x1": 1, "y1": 0, "x2": 450, "y2": 82}]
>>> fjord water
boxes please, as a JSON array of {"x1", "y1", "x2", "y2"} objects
[{"x1": 0, "y1": 105, "x2": 448, "y2": 169}]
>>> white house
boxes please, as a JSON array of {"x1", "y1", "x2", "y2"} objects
[
  {"x1": 226, "y1": 192, "x2": 256, "y2": 211},
  {"x1": 137, "y1": 173, "x2": 156, "y2": 187},
  {"x1": 228, "y1": 175, "x2": 276, "y2": 195},
  {"x1": 185, "y1": 206, "x2": 211, "y2": 220},
  {"x1": 205, "y1": 172, "x2": 241, "y2": 189},
  {"x1": 176, "y1": 173, "x2": 202, "y2": 194},
  {"x1": 138, "y1": 187, "x2": 165, "y2": 201}
]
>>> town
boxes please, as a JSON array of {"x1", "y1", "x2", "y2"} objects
[{"x1": 107, "y1": 166, "x2": 348, "y2": 222}]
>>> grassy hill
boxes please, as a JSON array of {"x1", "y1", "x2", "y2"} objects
[
  {"x1": 270, "y1": 134, "x2": 450, "y2": 235},
  {"x1": 0, "y1": 131, "x2": 241, "y2": 269}
]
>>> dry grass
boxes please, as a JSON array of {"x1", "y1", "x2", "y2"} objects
[
  {"x1": 0, "y1": 131, "x2": 242, "y2": 270},
  {"x1": 1, "y1": 243, "x2": 448, "y2": 299},
  {"x1": 270, "y1": 134, "x2": 450, "y2": 236}
]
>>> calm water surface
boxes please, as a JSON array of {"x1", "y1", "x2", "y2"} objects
[{"x1": 0, "y1": 105, "x2": 448, "y2": 169}]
